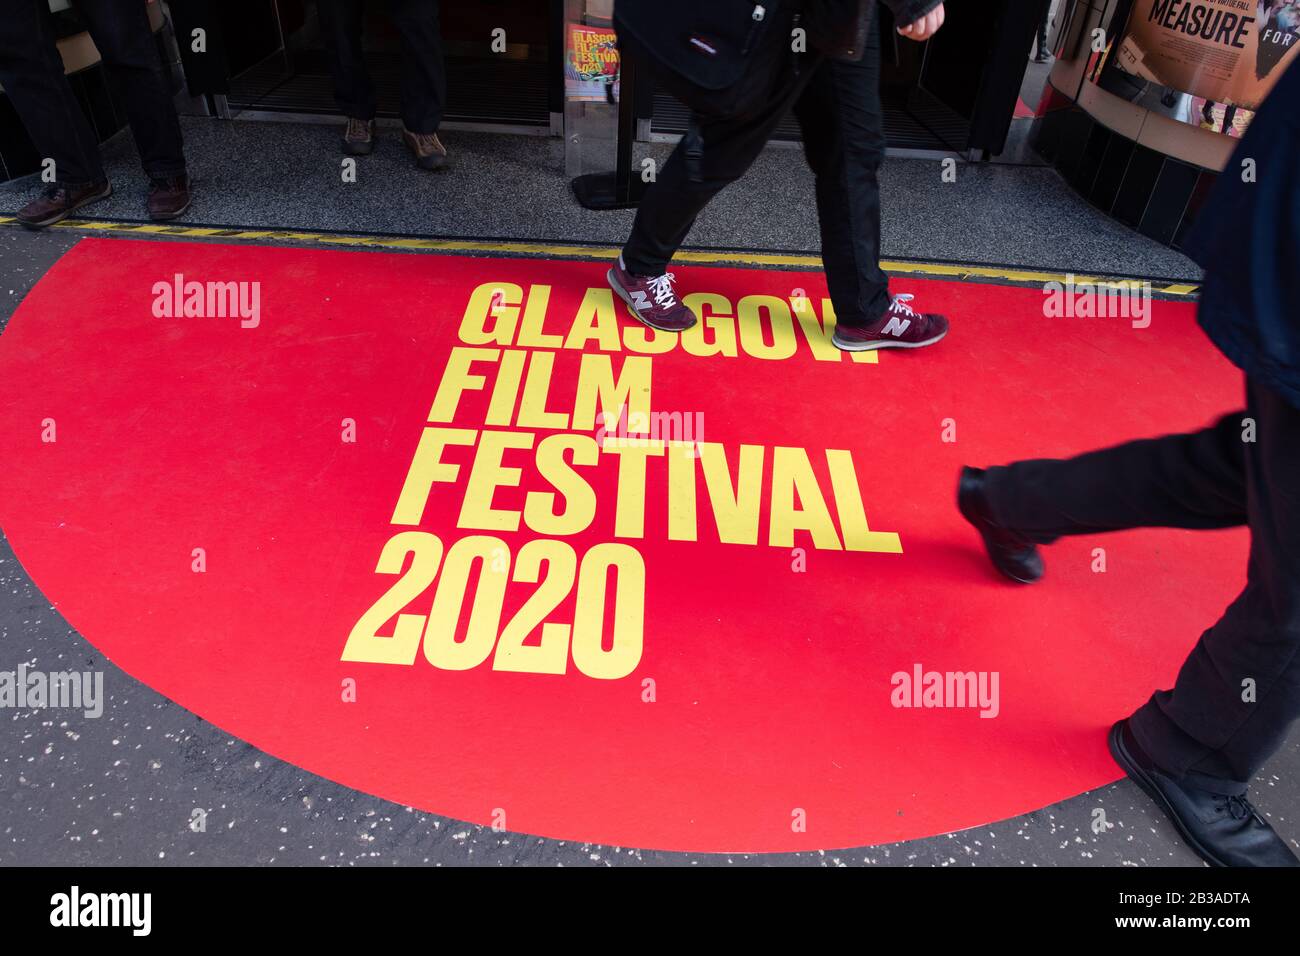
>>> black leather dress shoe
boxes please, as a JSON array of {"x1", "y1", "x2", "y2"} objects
[
  {"x1": 956, "y1": 466, "x2": 1044, "y2": 584},
  {"x1": 1109, "y1": 719, "x2": 1299, "y2": 867}
]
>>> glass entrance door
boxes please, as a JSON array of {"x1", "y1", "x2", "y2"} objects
[{"x1": 221, "y1": 0, "x2": 553, "y2": 129}]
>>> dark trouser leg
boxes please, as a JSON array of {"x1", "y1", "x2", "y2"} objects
[
  {"x1": 318, "y1": 0, "x2": 376, "y2": 121},
  {"x1": 76, "y1": 0, "x2": 186, "y2": 178},
  {"x1": 620, "y1": 105, "x2": 790, "y2": 275},
  {"x1": 983, "y1": 373, "x2": 1300, "y2": 788},
  {"x1": 983, "y1": 408, "x2": 1249, "y2": 543},
  {"x1": 792, "y1": 7, "x2": 890, "y2": 327},
  {"x1": 388, "y1": 0, "x2": 445, "y2": 134},
  {"x1": 1130, "y1": 379, "x2": 1300, "y2": 789},
  {"x1": 621, "y1": 22, "x2": 820, "y2": 276},
  {"x1": 0, "y1": 0, "x2": 105, "y2": 185}
]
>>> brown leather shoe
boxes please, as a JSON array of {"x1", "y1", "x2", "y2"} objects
[
  {"x1": 16, "y1": 180, "x2": 112, "y2": 229},
  {"x1": 401, "y1": 127, "x2": 449, "y2": 170},
  {"x1": 342, "y1": 117, "x2": 375, "y2": 156},
  {"x1": 147, "y1": 175, "x2": 191, "y2": 221}
]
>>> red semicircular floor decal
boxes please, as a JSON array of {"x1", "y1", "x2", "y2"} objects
[{"x1": 0, "y1": 237, "x2": 1244, "y2": 852}]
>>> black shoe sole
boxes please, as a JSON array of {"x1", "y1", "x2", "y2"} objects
[
  {"x1": 985, "y1": 560, "x2": 1040, "y2": 585},
  {"x1": 1107, "y1": 720, "x2": 1229, "y2": 867},
  {"x1": 17, "y1": 182, "x2": 112, "y2": 229}
]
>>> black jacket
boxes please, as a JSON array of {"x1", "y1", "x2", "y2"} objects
[{"x1": 1183, "y1": 57, "x2": 1300, "y2": 409}]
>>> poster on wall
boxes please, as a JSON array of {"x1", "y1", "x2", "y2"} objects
[
  {"x1": 565, "y1": 23, "x2": 620, "y2": 102},
  {"x1": 1115, "y1": 0, "x2": 1300, "y2": 108}
]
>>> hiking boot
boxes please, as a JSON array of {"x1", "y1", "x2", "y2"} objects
[
  {"x1": 402, "y1": 127, "x2": 448, "y2": 170},
  {"x1": 342, "y1": 117, "x2": 376, "y2": 156}
]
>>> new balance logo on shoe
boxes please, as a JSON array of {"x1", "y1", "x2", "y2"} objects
[
  {"x1": 607, "y1": 256, "x2": 698, "y2": 332},
  {"x1": 880, "y1": 315, "x2": 912, "y2": 337}
]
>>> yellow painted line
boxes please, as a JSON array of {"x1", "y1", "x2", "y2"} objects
[
  {"x1": 878, "y1": 259, "x2": 1194, "y2": 294},
  {"x1": 0, "y1": 215, "x2": 1200, "y2": 296}
]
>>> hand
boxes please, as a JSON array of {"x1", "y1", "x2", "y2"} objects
[{"x1": 898, "y1": 3, "x2": 945, "y2": 40}]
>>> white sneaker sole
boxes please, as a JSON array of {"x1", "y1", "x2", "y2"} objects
[{"x1": 832, "y1": 326, "x2": 949, "y2": 351}]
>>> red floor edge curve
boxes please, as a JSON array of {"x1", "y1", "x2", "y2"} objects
[{"x1": 0, "y1": 237, "x2": 1245, "y2": 852}]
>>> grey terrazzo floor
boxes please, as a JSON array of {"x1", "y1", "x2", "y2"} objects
[
  {"x1": 0, "y1": 115, "x2": 1200, "y2": 281},
  {"x1": 0, "y1": 126, "x2": 1290, "y2": 867}
]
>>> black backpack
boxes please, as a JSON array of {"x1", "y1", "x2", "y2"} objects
[{"x1": 613, "y1": 0, "x2": 872, "y2": 119}]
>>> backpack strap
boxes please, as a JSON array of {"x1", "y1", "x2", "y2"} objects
[{"x1": 684, "y1": 115, "x2": 706, "y2": 183}]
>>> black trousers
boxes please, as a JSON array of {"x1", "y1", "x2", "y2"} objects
[
  {"x1": 0, "y1": 0, "x2": 186, "y2": 185},
  {"x1": 622, "y1": 6, "x2": 891, "y2": 326},
  {"x1": 983, "y1": 375, "x2": 1300, "y2": 793},
  {"x1": 317, "y1": 0, "x2": 446, "y2": 135}
]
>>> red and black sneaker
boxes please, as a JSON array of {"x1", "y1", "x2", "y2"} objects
[
  {"x1": 607, "y1": 255, "x2": 698, "y2": 332},
  {"x1": 832, "y1": 293, "x2": 949, "y2": 351}
]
